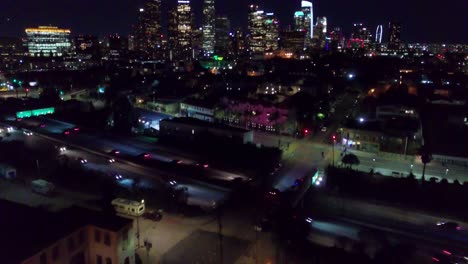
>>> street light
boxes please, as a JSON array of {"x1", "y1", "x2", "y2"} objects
[{"x1": 445, "y1": 168, "x2": 449, "y2": 177}]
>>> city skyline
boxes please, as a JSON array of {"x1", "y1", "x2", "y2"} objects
[{"x1": 0, "y1": 0, "x2": 466, "y2": 43}]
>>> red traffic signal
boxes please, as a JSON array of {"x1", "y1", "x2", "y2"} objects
[
  {"x1": 332, "y1": 135, "x2": 336, "y2": 141},
  {"x1": 304, "y1": 129, "x2": 309, "y2": 134}
]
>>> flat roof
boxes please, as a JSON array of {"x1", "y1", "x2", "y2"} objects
[
  {"x1": 0, "y1": 199, "x2": 132, "y2": 264},
  {"x1": 161, "y1": 117, "x2": 250, "y2": 134}
]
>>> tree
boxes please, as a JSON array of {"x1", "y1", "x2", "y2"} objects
[
  {"x1": 39, "y1": 87, "x2": 61, "y2": 105},
  {"x1": 419, "y1": 145, "x2": 432, "y2": 183},
  {"x1": 342, "y1": 153, "x2": 360, "y2": 168}
]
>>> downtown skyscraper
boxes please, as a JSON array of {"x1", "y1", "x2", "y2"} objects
[
  {"x1": 174, "y1": 0, "x2": 192, "y2": 61},
  {"x1": 202, "y1": 0, "x2": 215, "y2": 56},
  {"x1": 388, "y1": 22, "x2": 401, "y2": 51},
  {"x1": 248, "y1": 5, "x2": 266, "y2": 54},
  {"x1": 134, "y1": 0, "x2": 163, "y2": 59}
]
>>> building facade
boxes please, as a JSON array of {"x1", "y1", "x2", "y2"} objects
[
  {"x1": 176, "y1": 0, "x2": 193, "y2": 61},
  {"x1": 214, "y1": 16, "x2": 231, "y2": 56},
  {"x1": 1, "y1": 200, "x2": 135, "y2": 264},
  {"x1": 248, "y1": 5, "x2": 266, "y2": 54},
  {"x1": 134, "y1": 0, "x2": 163, "y2": 59},
  {"x1": 25, "y1": 26, "x2": 73, "y2": 57},
  {"x1": 265, "y1": 13, "x2": 279, "y2": 51},
  {"x1": 388, "y1": 22, "x2": 401, "y2": 51},
  {"x1": 202, "y1": 0, "x2": 215, "y2": 55}
]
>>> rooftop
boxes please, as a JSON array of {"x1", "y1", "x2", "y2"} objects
[
  {"x1": 161, "y1": 117, "x2": 249, "y2": 134},
  {"x1": 0, "y1": 199, "x2": 132, "y2": 264}
]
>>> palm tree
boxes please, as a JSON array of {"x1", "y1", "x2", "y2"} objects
[{"x1": 419, "y1": 145, "x2": 432, "y2": 183}]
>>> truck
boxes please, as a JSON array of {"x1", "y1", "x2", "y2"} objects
[
  {"x1": 0, "y1": 163, "x2": 16, "y2": 179},
  {"x1": 31, "y1": 179, "x2": 55, "y2": 195}
]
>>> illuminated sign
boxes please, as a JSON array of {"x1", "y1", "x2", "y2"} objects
[{"x1": 16, "y1": 107, "x2": 55, "y2": 119}]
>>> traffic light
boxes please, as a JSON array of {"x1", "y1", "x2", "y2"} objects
[
  {"x1": 332, "y1": 135, "x2": 336, "y2": 141},
  {"x1": 13, "y1": 79, "x2": 17, "y2": 83}
]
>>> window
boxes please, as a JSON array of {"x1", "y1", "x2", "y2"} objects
[
  {"x1": 104, "y1": 232, "x2": 111, "y2": 246},
  {"x1": 52, "y1": 246, "x2": 59, "y2": 261},
  {"x1": 40, "y1": 252, "x2": 47, "y2": 264},
  {"x1": 95, "y1": 230, "x2": 101, "y2": 243},
  {"x1": 96, "y1": 255, "x2": 103, "y2": 264},
  {"x1": 67, "y1": 237, "x2": 75, "y2": 251},
  {"x1": 105, "y1": 257, "x2": 112, "y2": 264}
]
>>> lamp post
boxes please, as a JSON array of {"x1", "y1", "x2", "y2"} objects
[
  {"x1": 445, "y1": 168, "x2": 449, "y2": 177},
  {"x1": 410, "y1": 164, "x2": 414, "y2": 174}
]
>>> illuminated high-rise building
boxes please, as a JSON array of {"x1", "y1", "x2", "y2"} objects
[
  {"x1": 25, "y1": 26, "x2": 73, "y2": 57},
  {"x1": 168, "y1": 8, "x2": 178, "y2": 52},
  {"x1": 214, "y1": 16, "x2": 231, "y2": 56},
  {"x1": 314, "y1": 16, "x2": 327, "y2": 48},
  {"x1": 134, "y1": 0, "x2": 163, "y2": 59},
  {"x1": 293, "y1": 11, "x2": 305, "y2": 32},
  {"x1": 301, "y1": 1, "x2": 313, "y2": 39},
  {"x1": 233, "y1": 28, "x2": 246, "y2": 56},
  {"x1": 176, "y1": 0, "x2": 192, "y2": 60},
  {"x1": 327, "y1": 27, "x2": 345, "y2": 51},
  {"x1": 107, "y1": 34, "x2": 128, "y2": 60},
  {"x1": 388, "y1": 22, "x2": 401, "y2": 50},
  {"x1": 350, "y1": 23, "x2": 372, "y2": 48},
  {"x1": 375, "y1": 25, "x2": 383, "y2": 44},
  {"x1": 248, "y1": 5, "x2": 266, "y2": 54},
  {"x1": 265, "y1": 13, "x2": 279, "y2": 51},
  {"x1": 202, "y1": 0, "x2": 215, "y2": 55},
  {"x1": 75, "y1": 35, "x2": 100, "y2": 59}
]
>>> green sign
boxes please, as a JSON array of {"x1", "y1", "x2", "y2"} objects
[{"x1": 16, "y1": 107, "x2": 55, "y2": 118}]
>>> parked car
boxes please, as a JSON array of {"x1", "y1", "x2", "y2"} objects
[{"x1": 143, "y1": 210, "x2": 163, "y2": 221}]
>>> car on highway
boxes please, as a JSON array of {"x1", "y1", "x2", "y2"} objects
[
  {"x1": 107, "y1": 158, "x2": 116, "y2": 163},
  {"x1": 143, "y1": 210, "x2": 163, "y2": 221},
  {"x1": 321, "y1": 126, "x2": 327, "y2": 132},
  {"x1": 196, "y1": 162, "x2": 209, "y2": 168},
  {"x1": 436, "y1": 221, "x2": 461, "y2": 231},
  {"x1": 77, "y1": 157, "x2": 88, "y2": 164},
  {"x1": 112, "y1": 173, "x2": 123, "y2": 181},
  {"x1": 58, "y1": 146, "x2": 67, "y2": 152},
  {"x1": 23, "y1": 129, "x2": 33, "y2": 136},
  {"x1": 138, "y1": 153, "x2": 151, "y2": 160},
  {"x1": 171, "y1": 159, "x2": 183, "y2": 164},
  {"x1": 109, "y1": 149, "x2": 120, "y2": 155},
  {"x1": 63, "y1": 129, "x2": 73, "y2": 135},
  {"x1": 38, "y1": 123, "x2": 46, "y2": 128}
]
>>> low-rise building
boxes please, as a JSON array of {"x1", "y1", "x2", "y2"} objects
[
  {"x1": 180, "y1": 99, "x2": 216, "y2": 122},
  {"x1": 0, "y1": 199, "x2": 135, "y2": 264},
  {"x1": 160, "y1": 117, "x2": 253, "y2": 144},
  {"x1": 340, "y1": 117, "x2": 422, "y2": 155}
]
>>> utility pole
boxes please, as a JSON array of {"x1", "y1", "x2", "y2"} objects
[{"x1": 332, "y1": 135, "x2": 337, "y2": 167}]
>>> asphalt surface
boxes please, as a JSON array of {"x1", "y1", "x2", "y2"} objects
[{"x1": 0, "y1": 123, "x2": 228, "y2": 205}]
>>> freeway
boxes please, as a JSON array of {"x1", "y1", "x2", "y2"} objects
[
  {"x1": 307, "y1": 216, "x2": 468, "y2": 263},
  {"x1": 16, "y1": 116, "x2": 250, "y2": 183},
  {"x1": 0, "y1": 124, "x2": 229, "y2": 207}
]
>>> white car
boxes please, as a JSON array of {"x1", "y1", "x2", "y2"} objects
[{"x1": 23, "y1": 130, "x2": 33, "y2": 136}]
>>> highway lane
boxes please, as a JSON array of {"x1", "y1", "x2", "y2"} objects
[
  {"x1": 0, "y1": 125, "x2": 229, "y2": 205},
  {"x1": 307, "y1": 216, "x2": 468, "y2": 263},
  {"x1": 20, "y1": 116, "x2": 250, "y2": 182}
]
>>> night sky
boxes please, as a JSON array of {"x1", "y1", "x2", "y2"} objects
[{"x1": 0, "y1": 0, "x2": 466, "y2": 43}]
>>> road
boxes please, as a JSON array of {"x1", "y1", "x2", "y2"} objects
[
  {"x1": 0, "y1": 125, "x2": 228, "y2": 206},
  {"x1": 14, "y1": 116, "x2": 250, "y2": 183}
]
